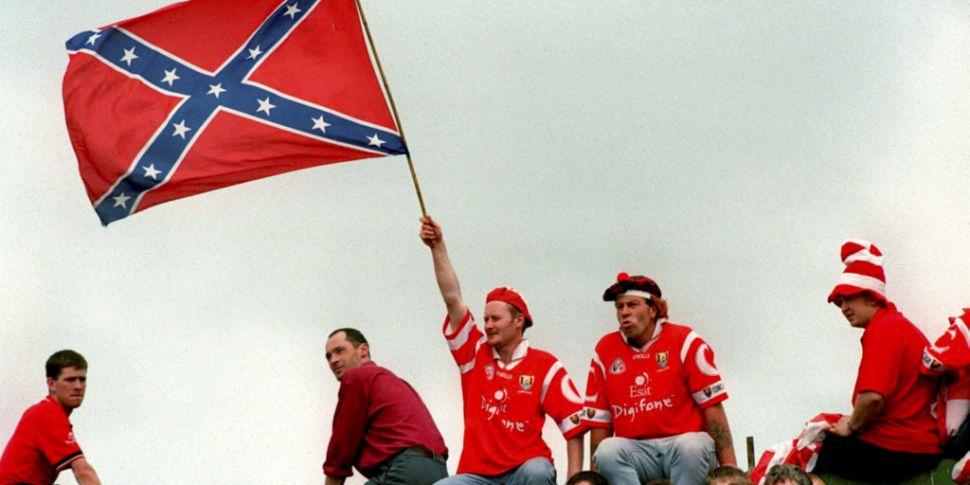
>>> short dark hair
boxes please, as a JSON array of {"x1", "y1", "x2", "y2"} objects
[
  {"x1": 566, "y1": 471, "x2": 608, "y2": 485},
  {"x1": 46, "y1": 350, "x2": 87, "y2": 379},
  {"x1": 765, "y1": 464, "x2": 811, "y2": 485},
  {"x1": 645, "y1": 480, "x2": 674, "y2": 485},
  {"x1": 707, "y1": 465, "x2": 748, "y2": 483},
  {"x1": 329, "y1": 328, "x2": 368, "y2": 346}
]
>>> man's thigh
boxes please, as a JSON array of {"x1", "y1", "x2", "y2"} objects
[{"x1": 367, "y1": 453, "x2": 448, "y2": 485}]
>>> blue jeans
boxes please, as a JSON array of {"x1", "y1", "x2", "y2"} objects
[
  {"x1": 594, "y1": 432, "x2": 716, "y2": 485},
  {"x1": 433, "y1": 457, "x2": 555, "y2": 485}
]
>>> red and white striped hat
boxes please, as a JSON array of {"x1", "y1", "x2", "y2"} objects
[{"x1": 827, "y1": 239, "x2": 887, "y2": 304}]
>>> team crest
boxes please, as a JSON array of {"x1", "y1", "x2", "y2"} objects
[
  {"x1": 703, "y1": 386, "x2": 713, "y2": 398},
  {"x1": 610, "y1": 358, "x2": 626, "y2": 375},
  {"x1": 484, "y1": 364, "x2": 495, "y2": 381},
  {"x1": 586, "y1": 407, "x2": 596, "y2": 419},
  {"x1": 570, "y1": 414, "x2": 581, "y2": 425},
  {"x1": 519, "y1": 375, "x2": 535, "y2": 390},
  {"x1": 656, "y1": 351, "x2": 668, "y2": 369}
]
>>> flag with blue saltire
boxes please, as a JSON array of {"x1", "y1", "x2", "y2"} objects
[{"x1": 64, "y1": 0, "x2": 406, "y2": 225}]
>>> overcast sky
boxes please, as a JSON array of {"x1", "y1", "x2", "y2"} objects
[{"x1": 1, "y1": 1, "x2": 968, "y2": 484}]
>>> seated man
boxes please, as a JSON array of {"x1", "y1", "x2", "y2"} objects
[
  {"x1": 421, "y1": 215, "x2": 586, "y2": 484},
  {"x1": 812, "y1": 239, "x2": 942, "y2": 480},
  {"x1": 584, "y1": 272, "x2": 737, "y2": 485},
  {"x1": 0, "y1": 350, "x2": 101, "y2": 485},
  {"x1": 322, "y1": 328, "x2": 448, "y2": 485}
]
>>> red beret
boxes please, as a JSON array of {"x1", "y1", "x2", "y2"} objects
[{"x1": 487, "y1": 287, "x2": 533, "y2": 328}]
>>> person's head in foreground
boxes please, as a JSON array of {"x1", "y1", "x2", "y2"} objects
[{"x1": 765, "y1": 464, "x2": 812, "y2": 485}]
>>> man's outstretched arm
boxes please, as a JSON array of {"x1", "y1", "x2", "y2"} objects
[
  {"x1": 71, "y1": 458, "x2": 101, "y2": 485},
  {"x1": 420, "y1": 215, "x2": 468, "y2": 330}
]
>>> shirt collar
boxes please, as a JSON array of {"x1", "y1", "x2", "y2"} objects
[{"x1": 493, "y1": 339, "x2": 530, "y2": 370}]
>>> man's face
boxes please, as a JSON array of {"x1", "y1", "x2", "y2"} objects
[
  {"x1": 838, "y1": 293, "x2": 879, "y2": 328},
  {"x1": 615, "y1": 295, "x2": 657, "y2": 343},
  {"x1": 325, "y1": 332, "x2": 368, "y2": 380},
  {"x1": 48, "y1": 366, "x2": 86, "y2": 410},
  {"x1": 483, "y1": 301, "x2": 523, "y2": 349}
]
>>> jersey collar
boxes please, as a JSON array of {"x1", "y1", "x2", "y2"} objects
[
  {"x1": 623, "y1": 318, "x2": 666, "y2": 352},
  {"x1": 492, "y1": 339, "x2": 530, "y2": 370}
]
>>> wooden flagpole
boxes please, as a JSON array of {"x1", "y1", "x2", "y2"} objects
[{"x1": 354, "y1": 0, "x2": 427, "y2": 216}]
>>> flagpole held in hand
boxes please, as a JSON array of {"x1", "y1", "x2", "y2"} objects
[{"x1": 354, "y1": 0, "x2": 427, "y2": 217}]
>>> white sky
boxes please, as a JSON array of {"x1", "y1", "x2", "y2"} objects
[{"x1": 1, "y1": 1, "x2": 968, "y2": 484}]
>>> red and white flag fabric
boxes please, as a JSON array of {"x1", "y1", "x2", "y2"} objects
[
  {"x1": 749, "y1": 413, "x2": 842, "y2": 485},
  {"x1": 63, "y1": 0, "x2": 406, "y2": 225}
]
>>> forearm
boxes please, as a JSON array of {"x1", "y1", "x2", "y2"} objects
[
  {"x1": 566, "y1": 435, "x2": 584, "y2": 477},
  {"x1": 71, "y1": 459, "x2": 101, "y2": 485},
  {"x1": 429, "y1": 242, "x2": 467, "y2": 326},
  {"x1": 589, "y1": 427, "x2": 611, "y2": 471},
  {"x1": 849, "y1": 391, "x2": 885, "y2": 431},
  {"x1": 702, "y1": 404, "x2": 737, "y2": 466},
  {"x1": 324, "y1": 475, "x2": 346, "y2": 485}
]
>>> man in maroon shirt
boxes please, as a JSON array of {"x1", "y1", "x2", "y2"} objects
[
  {"x1": 811, "y1": 240, "x2": 942, "y2": 481},
  {"x1": 0, "y1": 349, "x2": 101, "y2": 485},
  {"x1": 323, "y1": 328, "x2": 449, "y2": 485}
]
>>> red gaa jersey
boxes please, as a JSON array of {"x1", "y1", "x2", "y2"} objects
[
  {"x1": 583, "y1": 320, "x2": 727, "y2": 439},
  {"x1": 443, "y1": 310, "x2": 585, "y2": 476},
  {"x1": 0, "y1": 397, "x2": 84, "y2": 485},
  {"x1": 854, "y1": 303, "x2": 941, "y2": 454}
]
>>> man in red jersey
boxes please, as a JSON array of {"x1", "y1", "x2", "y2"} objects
[
  {"x1": 811, "y1": 239, "x2": 942, "y2": 481},
  {"x1": 0, "y1": 350, "x2": 101, "y2": 485},
  {"x1": 420, "y1": 215, "x2": 585, "y2": 485},
  {"x1": 323, "y1": 328, "x2": 449, "y2": 485},
  {"x1": 583, "y1": 272, "x2": 736, "y2": 485}
]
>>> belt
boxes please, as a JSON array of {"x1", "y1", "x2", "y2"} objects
[{"x1": 400, "y1": 446, "x2": 447, "y2": 464}]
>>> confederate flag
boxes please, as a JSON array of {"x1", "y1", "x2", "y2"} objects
[{"x1": 63, "y1": 0, "x2": 406, "y2": 225}]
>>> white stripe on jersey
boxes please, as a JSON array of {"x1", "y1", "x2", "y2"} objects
[
  {"x1": 680, "y1": 331, "x2": 700, "y2": 363},
  {"x1": 456, "y1": 335, "x2": 486, "y2": 374},
  {"x1": 691, "y1": 379, "x2": 726, "y2": 405},
  {"x1": 446, "y1": 318, "x2": 475, "y2": 350},
  {"x1": 585, "y1": 407, "x2": 612, "y2": 424},
  {"x1": 542, "y1": 361, "x2": 563, "y2": 405},
  {"x1": 558, "y1": 410, "x2": 584, "y2": 435}
]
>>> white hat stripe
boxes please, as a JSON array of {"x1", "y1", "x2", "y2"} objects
[
  {"x1": 836, "y1": 272, "x2": 886, "y2": 296},
  {"x1": 619, "y1": 290, "x2": 655, "y2": 300},
  {"x1": 843, "y1": 249, "x2": 884, "y2": 266}
]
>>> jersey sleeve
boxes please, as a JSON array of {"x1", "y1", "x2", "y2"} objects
[
  {"x1": 540, "y1": 360, "x2": 586, "y2": 439},
  {"x1": 582, "y1": 350, "x2": 611, "y2": 429},
  {"x1": 923, "y1": 314, "x2": 970, "y2": 375},
  {"x1": 682, "y1": 331, "x2": 728, "y2": 409},
  {"x1": 32, "y1": 406, "x2": 83, "y2": 473},
  {"x1": 442, "y1": 309, "x2": 485, "y2": 375},
  {"x1": 856, "y1": 323, "x2": 901, "y2": 397}
]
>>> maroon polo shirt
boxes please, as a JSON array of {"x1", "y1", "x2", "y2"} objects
[{"x1": 323, "y1": 361, "x2": 448, "y2": 478}]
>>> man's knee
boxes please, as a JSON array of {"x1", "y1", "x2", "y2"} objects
[
  {"x1": 669, "y1": 432, "x2": 715, "y2": 463},
  {"x1": 516, "y1": 457, "x2": 555, "y2": 480},
  {"x1": 593, "y1": 437, "x2": 630, "y2": 470}
]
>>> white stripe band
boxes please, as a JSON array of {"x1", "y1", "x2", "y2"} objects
[
  {"x1": 620, "y1": 290, "x2": 654, "y2": 300},
  {"x1": 835, "y1": 273, "x2": 886, "y2": 296}
]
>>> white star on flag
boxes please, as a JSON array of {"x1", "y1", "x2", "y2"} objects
[
  {"x1": 247, "y1": 45, "x2": 263, "y2": 59},
  {"x1": 256, "y1": 97, "x2": 276, "y2": 116},
  {"x1": 284, "y1": 4, "x2": 302, "y2": 19},
  {"x1": 172, "y1": 120, "x2": 191, "y2": 139},
  {"x1": 312, "y1": 115, "x2": 330, "y2": 133},
  {"x1": 142, "y1": 164, "x2": 162, "y2": 180},
  {"x1": 161, "y1": 68, "x2": 180, "y2": 86},
  {"x1": 86, "y1": 32, "x2": 102, "y2": 45},
  {"x1": 367, "y1": 134, "x2": 386, "y2": 148},
  {"x1": 112, "y1": 192, "x2": 131, "y2": 208},
  {"x1": 207, "y1": 83, "x2": 226, "y2": 98},
  {"x1": 121, "y1": 47, "x2": 138, "y2": 66}
]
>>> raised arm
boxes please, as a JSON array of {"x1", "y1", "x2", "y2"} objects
[
  {"x1": 420, "y1": 215, "x2": 469, "y2": 330},
  {"x1": 71, "y1": 458, "x2": 102, "y2": 485}
]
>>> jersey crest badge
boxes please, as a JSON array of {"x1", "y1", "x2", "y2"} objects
[
  {"x1": 519, "y1": 375, "x2": 534, "y2": 390},
  {"x1": 610, "y1": 357, "x2": 626, "y2": 375},
  {"x1": 484, "y1": 364, "x2": 495, "y2": 380},
  {"x1": 656, "y1": 351, "x2": 668, "y2": 368}
]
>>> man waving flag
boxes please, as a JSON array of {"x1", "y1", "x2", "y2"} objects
[{"x1": 63, "y1": 0, "x2": 407, "y2": 225}]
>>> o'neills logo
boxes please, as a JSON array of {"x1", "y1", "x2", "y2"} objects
[
  {"x1": 610, "y1": 358, "x2": 626, "y2": 375},
  {"x1": 519, "y1": 375, "x2": 534, "y2": 390},
  {"x1": 66, "y1": 431, "x2": 77, "y2": 445},
  {"x1": 484, "y1": 364, "x2": 495, "y2": 381},
  {"x1": 656, "y1": 351, "x2": 668, "y2": 369}
]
